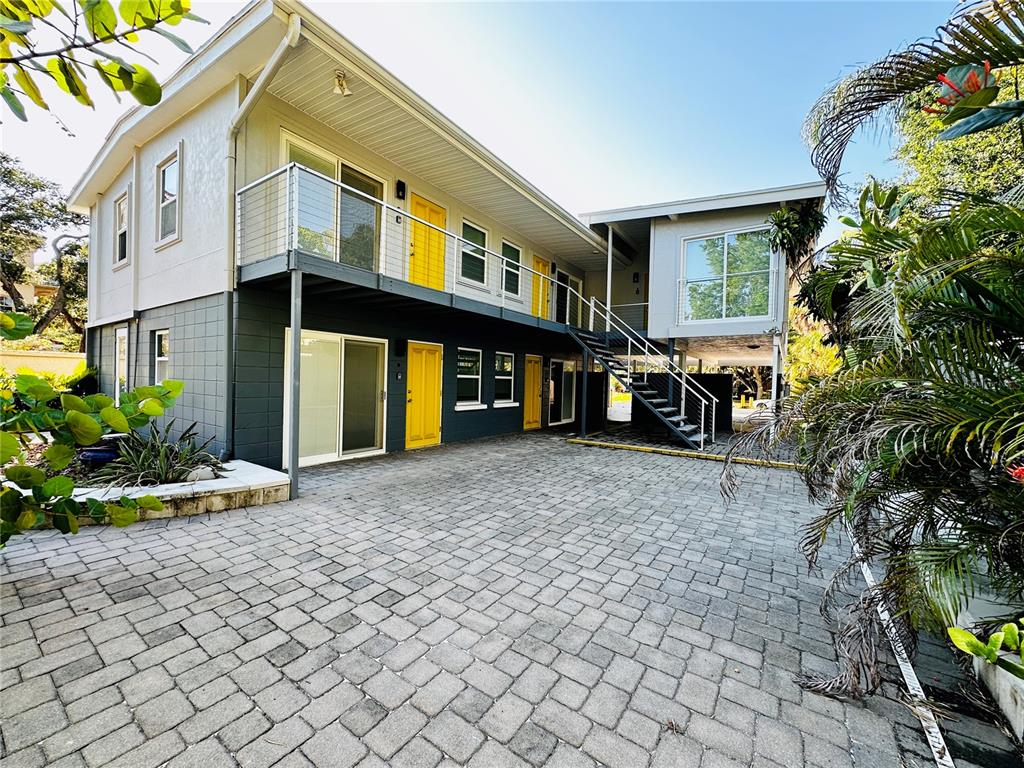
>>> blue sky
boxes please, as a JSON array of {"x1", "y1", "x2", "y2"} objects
[{"x1": 6, "y1": 1, "x2": 954, "y2": 240}]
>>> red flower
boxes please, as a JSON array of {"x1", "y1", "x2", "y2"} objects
[
  {"x1": 923, "y1": 62, "x2": 998, "y2": 115},
  {"x1": 1008, "y1": 465, "x2": 1024, "y2": 483}
]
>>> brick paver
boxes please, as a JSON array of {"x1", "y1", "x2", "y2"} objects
[{"x1": 0, "y1": 434, "x2": 927, "y2": 766}]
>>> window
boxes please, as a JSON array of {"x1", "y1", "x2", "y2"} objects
[
  {"x1": 460, "y1": 221, "x2": 487, "y2": 285},
  {"x1": 681, "y1": 229, "x2": 772, "y2": 321},
  {"x1": 502, "y1": 241, "x2": 521, "y2": 296},
  {"x1": 114, "y1": 326, "x2": 129, "y2": 406},
  {"x1": 114, "y1": 194, "x2": 129, "y2": 264},
  {"x1": 456, "y1": 348, "x2": 482, "y2": 406},
  {"x1": 153, "y1": 329, "x2": 169, "y2": 383},
  {"x1": 157, "y1": 151, "x2": 180, "y2": 242},
  {"x1": 494, "y1": 352, "x2": 515, "y2": 404}
]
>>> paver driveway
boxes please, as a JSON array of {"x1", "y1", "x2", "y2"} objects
[{"x1": 1, "y1": 434, "x2": 926, "y2": 768}]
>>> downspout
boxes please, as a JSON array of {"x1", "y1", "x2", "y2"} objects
[{"x1": 222, "y1": 12, "x2": 301, "y2": 460}]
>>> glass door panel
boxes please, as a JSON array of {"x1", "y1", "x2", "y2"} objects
[
  {"x1": 561, "y1": 361, "x2": 576, "y2": 423},
  {"x1": 549, "y1": 359, "x2": 576, "y2": 425},
  {"x1": 342, "y1": 340, "x2": 384, "y2": 455},
  {"x1": 288, "y1": 143, "x2": 338, "y2": 260},
  {"x1": 339, "y1": 165, "x2": 382, "y2": 271},
  {"x1": 299, "y1": 335, "x2": 342, "y2": 461}
]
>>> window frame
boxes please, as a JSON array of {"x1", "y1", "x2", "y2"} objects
[
  {"x1": 454, "y1": 347, "x2": 485, "y2": 410},
  {"x1": 493, "y1": 351, "x2": 517, "y2": 407},
  {"x1": 680, "y1": 226, "x2": 774, "y2": 323},
  {"x1": 155, "y1": 144, "x2": 183, "y2": 248},
  {"x1": 153, "y1": 329, "x2": 170, "y2": 384},
  {"x1": 113, "y1": 192, "x2": 130, "y2": 267},
  {"x1": 500, "y1": 240, "x2": 522, "y2": 297},
  {"x1": 459, "y1": 219, "x2": 489, "y2": 287},
  {"x1": 114, "y1": 326, "x2": 129, "y2": 407}
]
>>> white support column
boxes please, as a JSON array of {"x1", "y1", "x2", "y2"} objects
[
  {"x1": 605, "y1": 226, "x2": 613, "y2": 332},
  {"x1": 288, "y1": 269, "x2": 302, "y2": 500}
]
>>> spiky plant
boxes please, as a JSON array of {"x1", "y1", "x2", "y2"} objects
[{"x1": 723, "y1": 186, "x2": 1024, "y2": 697}]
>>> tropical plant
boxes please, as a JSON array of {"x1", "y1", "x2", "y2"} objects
[
  {"x1": 91, "y1": 419, "x2": 222, "y2": 486},
  {"x1": 1, "y1": 309, "x2": 181, "y2": 546},
  {"x1": 949, "y1": 620, "x2": 1024, "y2": 680},
  {"x1": 0, "y1": 0, "x2": 206, "y2": 120},
  {"x1": 804, "y1": 0, "x2": 1024, "y2": 202},
  {"x1": 724, "y1": 183, "x2": 1024, "y2": 698}
]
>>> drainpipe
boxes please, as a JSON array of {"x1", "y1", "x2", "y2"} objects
[{"x1": 222, "y1": 12, "x2": 301, "y2": 461}]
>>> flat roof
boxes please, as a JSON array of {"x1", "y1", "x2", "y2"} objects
[{"x1": 581, "y1": 181, "x2": 827, "y2": 225}]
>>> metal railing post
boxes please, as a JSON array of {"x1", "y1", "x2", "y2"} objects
[
  {"x1": 700, "y1": 400, "x2": 706, "y2": 451},
  {"x1": 289, "y1": 165, "x2": 299, "y2": 253}
]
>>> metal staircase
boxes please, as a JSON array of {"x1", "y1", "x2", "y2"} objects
[{"x1": 568, "y1": 299, "x2": 718, "y2": 450}]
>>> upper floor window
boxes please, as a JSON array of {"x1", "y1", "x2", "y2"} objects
[
  {"x1": 681, "y1": 229, "x2": 772, "y2": 321},
  {"x1": 114, "y1": 194, "x2": 129, "y2": 264},
  {"x1": 153, "y1": 329, "x2": 170, "y2": 383},
  {"x1": 502, "y1": 241, "x2": 521, "y2": 296},
  {"x1": 157, "y1": 151, "x2": 181, "y2": 243},
  {"x1": 460, "y1": 221, "x2": 487, "y2": 285}
]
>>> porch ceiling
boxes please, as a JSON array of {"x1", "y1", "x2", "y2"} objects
[
  {"x1": 264, "y1": 37, "x2": 615, "y2": 270},
  {"x1": 683, "y1": 334, "x2": 775, "y2": 367}
]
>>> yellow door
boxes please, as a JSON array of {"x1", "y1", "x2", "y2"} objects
[
  {"x1": 524, "y1": 355, "x2": 543, "y2": 430},
  {"x1": 532, "y1": 256, "x2": 550, "y2": 318},
  {"x1": 409, "y1": 194, "x2": 446, "y2": 290},
  {"x1": 406, "y1": 341, "x2": 443, "y2": 449}
]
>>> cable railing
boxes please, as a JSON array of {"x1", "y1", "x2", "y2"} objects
[
  {"x1": 236, "y1": 162, "x2": 717, "y2": 445},
  {"x1": 610, "y1": 302, "x2": 647, "y2": 331}
]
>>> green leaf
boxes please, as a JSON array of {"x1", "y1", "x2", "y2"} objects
[
  {"x1": 65, "y1": 410, "x2": 103, "y2": 446},
  {"x1": 0, "y1": 311, "x2": 33, "y2": 339},
  {"x1": 46, "y1": 57, "x2": 94, "y2": 106},
  {"x1": 152, "y1": 25, "x2": 192, "y2": 53},
  {"x1": 100, "y1": 406, "x2": 130, "y2": 433},
  {"x1": 15, "y1": 508, "x2": 36, "y2": 531},
  {"x1": 105, "y1": 504, "x2": 137, "y2": 527},
  {"x1": 0, "y1": 488, "x2": 23, "y2": 523},
  {"x1": 987, "y1": 631, "x2": 1006, "y2": 655},
  {"x1": 0, "y1": 83, "x2": 26, "y2": 122},
  {"x1": 60, "y1": 394, "x2": 91, "y2": 413},
  {"x1": 16, "y1": 374, "x2": 57, "y2": 402},
  {"x1": 42, "y1": 476, "x2": 74, "y2": 498},
  {"x1": 13, "y1": 65, "x2": 48, "y2": 110},
  {"x1": 127, "y1": 64, "x2": 161, "y2": 106},
  {"x1": 948, "y1": 627, "x2": 989, "y2": 658},
  {"x1": 0, "y1": 14, "x2": 33, "y2": 33},
  {"x1": 43, "y1": 443, "x2": 76, "y2": 471},
  {"x1": 4, "y1": 465, "x2": 46, "y2": 489},
  {"x1": 86, "y1": 497, "x2": 107, "y2": 522},
  {"x1": 0, "y1": 431, "x2": 20, "y2": 464},
  {"x1": 139, "y1": 398, "x2": 164, "y2": 417},
  {"x1": 160, "y1": 379, "x2": 184, "y2": 398},
  {"x1": 938, "y1": 101, "x2": 1024, "y2": 140},
  {"x1": 85, "y1": 393, "x2": 115, "y2": 410},
  {"x1": 134, "y1": 494, "x2": 163, "y2": 511},
  {"x1": 82, "y1": 0, "x2": 118, "y2": 40},
  {"x1": 941, "y1": 86, "x2": 1000, "y2": 125},
  {"x1": 1001, "y1": 622, "x2": 1020, "y2": 652}
]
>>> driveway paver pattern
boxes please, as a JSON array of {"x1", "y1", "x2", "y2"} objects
[{"x1": 1, "y1": 434, "x2": 930, "y2": 767}]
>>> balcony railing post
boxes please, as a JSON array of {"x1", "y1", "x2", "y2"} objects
[
  {"x1": 588, "y1": 297, "x2": 595, "y2": 332},
  {"x1": 700, "y1": 400, "x2": 706, "y2": 450},
  {"x1": 288, "y1": 165, "x2": 298, "y2": 253}
]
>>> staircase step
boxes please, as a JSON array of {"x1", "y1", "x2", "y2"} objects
[
  {"x1": 644, "y1": 398, "x2": 668, "y2": 406},
  {"x1": 655, "y1": 406, "x2": 678, "y2": 415}
]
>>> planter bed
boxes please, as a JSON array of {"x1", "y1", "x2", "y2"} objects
[{"x1": 71, "y1": 460, "x2": 290, "y2": 521}]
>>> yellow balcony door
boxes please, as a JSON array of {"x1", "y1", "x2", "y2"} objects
[
  {"x1": 405, "y1": 341, "x2": 443, "y2": 449},
  {"x1": 409, "y1": 194, "x2": 446, "y2": 290},
  {"x1": 532, "y1": 255, "x2": 550, "y2": 318},
  {"x1": 523, "y1": 354, "x2": 543, "y2": 430}
]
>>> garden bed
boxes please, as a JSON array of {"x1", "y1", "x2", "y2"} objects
[{"x1": 71, "y1": 460, "x2": 290, "y2": 521}]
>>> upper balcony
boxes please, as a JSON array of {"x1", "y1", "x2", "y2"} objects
[{"x1": 237, "y1": 163, "x2": 598, "y2": 330}]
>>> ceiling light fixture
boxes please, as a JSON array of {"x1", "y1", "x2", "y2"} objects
[{"x1": 333, "y1": 71, "x2": 353, "y2": 97}]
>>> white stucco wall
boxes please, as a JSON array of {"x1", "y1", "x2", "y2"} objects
[
  {"x1": 88, "y1": 85, "x2": 238, "y2": 325},
  {"x1": 648, "y1": 204, "x2": 787, "y2": 340}
]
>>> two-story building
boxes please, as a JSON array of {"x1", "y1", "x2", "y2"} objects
[{"x1": 68, "y1": 0, "x2": 824, "y2": 496}]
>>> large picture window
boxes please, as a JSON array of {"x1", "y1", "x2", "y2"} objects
[
  {"x1": 680, "y1": 229, "x2": 772, "y2": 321},
  {"x1": 460, "y1": 221, "x2": 487, "y2": 285}
]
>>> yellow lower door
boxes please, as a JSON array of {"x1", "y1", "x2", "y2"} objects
[
  {"x1": 405, "y1": 341, "x2": 443, "y2": 449},
  {"x1": 409, "y1": 194, "x2": 446, "y2": 291},
  {"x1": 523, "y1": 355, "x2": 542, "y2": 430},
  {"x1": 532, "y1": 256, "x2": 550, "y2": 318}
]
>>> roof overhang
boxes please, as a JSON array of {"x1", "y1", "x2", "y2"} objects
[
  {"x1": 580, "y1": 181, "x2": 828, "y2": 226},
  {"x1": 68, "y1": 0, "x2": 619, "y2": 268}
]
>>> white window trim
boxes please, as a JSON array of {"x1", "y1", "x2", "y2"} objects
[
  {"x1": 154, "y1": 142, "x2": 183, "y2": 250},
  {"x1": 153, "y1": 329, "x2": 169, "y2": 384},
  {"x1": 455, "y1": 346, "x2": 484, "y2": 408},
  {"x1": 500, "y1": 240, "x2": 522, "y2": 297},
  {"x1": 113, "y1": 191, "x2": 130, "y2": 269},
  {"x1": 458, "y1": 220, "x2": 489, "y2": 287},
  {"x1": 680, "y1": 225, "x2": 775, "y2": 324},
  {"x1": 494, "y1": 350, "x2": 515, "y2": 405},
  {"x1": 114, "y1": 326, "x2": 129, "y2": 407}
]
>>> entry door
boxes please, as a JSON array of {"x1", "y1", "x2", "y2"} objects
[
  {"x1": 409, "y1": 194, "x2": 446, "y2": 290},
  {"x1": 548, "y1": 359, "x2": 576, "y2": 426},
  {"x1": 532, "y1": 256, "x2": 550, "y2": 318},
  {"x1": 342, "y1": 339, "x2": 385, "y2": 456},
  {"x1": 553, "y1": 271, "x2": 582, "y2": 326},
  {"x1": 406, "y1": 341, "x2": 443, "y2": 449},
  {"x1": 523, "y1": 355, "x2": 543, "y2": 431}
]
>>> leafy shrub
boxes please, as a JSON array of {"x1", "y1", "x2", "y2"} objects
[
  {"x1": 90, "y1": 420, "x2": 224, "y2": 487},
  {"x1": 949, "y1": 620, "x2": 1024, "y2": 680}
]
